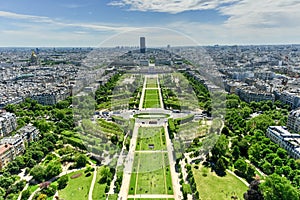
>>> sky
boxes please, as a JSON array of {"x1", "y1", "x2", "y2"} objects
[{"x1": 0, "y1": 0, "x2": 299, "y2": 47}]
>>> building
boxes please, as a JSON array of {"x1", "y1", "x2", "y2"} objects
[
  {"x1": 0, "y1": 134, "x2": 25, "y2": 156},
  {"x1": 276, "y1": 91, "x2": 300, "y2": 109},
  {"x1": 266, "y1": 126, "x2": 300, "y2": 159},
  {"x1": 0, "y1": 124, "x2": 40, "y2": 170},
  {"x1": 235, "y1": 86, "x2": 275, "y2": 103},
  {"x1": 17, "y1": 124, "x2": 40, "y2": 142},
  {"x1": 0, "y1": 144, "x2": 14, "y2": 170},
  {"x1": 287, "y1": 109, "x2": 300, "y2": 133},
  {"x1": 31, "y1": 88, "x2": 70, "y2": 105},
  {"x1": 140, "y1": 37, "x2": 146, "y2": 53},
  {"x1": 0, "y1": 112, "x2": 17, "y2": 137}
]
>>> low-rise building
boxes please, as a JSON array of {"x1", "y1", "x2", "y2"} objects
[
  {"x1": 0, "y1": 112, "x2": 17, "y2": 137},
  {"x1": 0, "y1": 134, "x2": 25, "y2": 156},
  {"x1": 0, "y1": 144, "x2": 14, "y2": 170},
  {"x1": 266, "y1": 126, "x2": 300, "y2": 159},
  {"x1": 17, "y1": 124, "x2": 40, "y2": 142},
  {"x1": 287, "y1": 109, "x2": 300, "y2": 133}
]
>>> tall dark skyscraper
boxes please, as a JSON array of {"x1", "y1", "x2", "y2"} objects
[{"x1": 140, "y1": 37, "x2": 146, "y2": 53}]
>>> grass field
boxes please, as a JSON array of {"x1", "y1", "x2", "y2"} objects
[
  {"x1": 193, "y1": 165, "x2": 248, "y2": 200},
  {"x1": 136, "y1": 127, "x2": 166, "y2": 151},
  {"x1": 128, "y1": 199, "x2": 174, "y2": 200},
  {"x1": 129, "y1": 152, "x2": 173, "y2": 195},
  {"x1": 59, "y1": 169, "x2": 93, "y2": 200},
  {"x1": 146, "y1": 78, "x2": 158, "y2": 88},
  {"x1": 143, "y1": 89, "x2": 160, "y2": 108},
  {"x1": 92, "y1": 166, "x2": 109, "y2": 200}
]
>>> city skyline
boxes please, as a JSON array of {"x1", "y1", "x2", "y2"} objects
[{"x1": 0, "y1": 0, "x2": 300, "y2": 47}]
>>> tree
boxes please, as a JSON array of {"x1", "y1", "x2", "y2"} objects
[
  {"x1": 261, "y1": 161, "x2": 273, "y2": 175},
  {"x1": 99, "y1": 166, "x2": 112, "y2": 184},
  {"x1": 246, "y1": 114, "x2": 275, "y2": 132},
  {"x1": 260, "y1": 174, "x2": 300, "y2": 200},
  {"x1": 234, "y1": 159, "x2": 247, "y2": 174},
  {"x1": 248, "y1": 143, "x2": 262, "y2": 165},
  {"x1": 272, "y1": 157, "x2": 283, "y2": 167},
  {"x1": 276, "y1": 148, "x2": 287, "y2": 159},
  {"x1": 45, "y1": 161, "x2": 62, "y2": 180},
  {"x1": 75, "y1": 154, "x2": 87, "y2": 168},
  {"x1": 31, "y1": 165, "x2": 45, "y2": 182},
  {"x1": 0, "y1": 175, "x2": 14, "y2": 190},
  {"x1": 244, "y1": 180, "x2": 264, "y2": 200},
  {"x1": 237, "y1": 138, "x2": 249, "y2": 157},
  {"x1": 215, "y1": 157, "x2": 227, "y2": 175},
  {"x1": 0, "y1": 187, "x2": 6, "y2": 200},
  {"x1": 58, "y1": 175, "x2": 69, "y2": 189},
  {"x1": 232, "y1": 145, "x2": 241, "y2": 160},
  {"x1": 37, "y1": 194, "x2": 47, "y2": 200},
  {"x1": 211, "y1": 135, "x2": 229, "y2": 162},
  {"x1": 21, "y1": 189, "x2": 30, "y2": 200},
  {"x1": 226, "y1": 99, "x2": 239, "y2": 109}
]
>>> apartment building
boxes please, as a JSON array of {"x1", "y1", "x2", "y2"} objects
[
  {"x1": 235, "y1": 86, "x2": 275, "y2": 103},
  {"x1": 287, "y1": 109, "x2": 300, "y2": 133},
  {"x1": 0, "y1": 112, "x2": 17, "y2": 137},
  {"x1": 266, "y1": 126, "x2": 300, "y2": 159},
  {"x1": 0, "y1": 144, "x2": 14, "y2": 170},
  {"x1": 0, "y1": 134, "x2": 25, "y2": 156},
  {"x1": 17, "y1": 124, "x2": 40, "y2": 142}
]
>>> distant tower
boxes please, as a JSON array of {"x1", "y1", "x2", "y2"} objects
[
  {"x1": 30, "y1": 51, "x2": 38, "y2": 65},
  {"x1": 140, "y1": 37, "x2": 146, "y2": 53}
]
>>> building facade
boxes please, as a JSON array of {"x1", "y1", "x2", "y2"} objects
[
  {"x1": 235, "y1": 87, "x2": 275, "y2": 103},
  {"x1": 287, "y1": 109, "x2": 300, "y2": 133},
  {"x1": 0, "y1": 144, "x2": 14, "y2": 170},
  {"x1": 266, "y1": 126, "x2": 300, "y2": 159},
  {"x1": 140, "y1": 37, "x2": 146, "y2": 53},
  {"x1": 0, "y1": 134, "x2": 25, "y2": 156},
  {"x1": 0, "y1": 112, "x2": 17, "y2": 137}
]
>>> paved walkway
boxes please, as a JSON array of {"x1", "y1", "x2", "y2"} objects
[
  {"x1": 138, "y1": 76, "x2": 147, "y2": 110},
  {"x1": 88, "y1": 166, "x2": 97, "y2": 200},
  {"x1": 163, "y1": 124, "x2": 182, "y2": 200},
  {"x1": 118, "y1": 123, "x2": 140, "y2": 199},
  {"x1": 226, "y1": 169, "x2": 249, "y2": 187},
  {"x1": 156, "y1": 76, "x2": 164, "y2": 109}
]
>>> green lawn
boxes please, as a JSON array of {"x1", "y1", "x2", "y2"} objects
[
  {"x1": 193, "y1": 165, "x2": 248, "y2": 200},
  {"x1": 58, "y1": 169, "x2": 93, "y2": 200},
  {"x1": 129, "y1": 152, "x2": 173, "y2": 195},
  {"x1": 136, "y1": 127, "x2": 166, "y2": 151},
  {"x1": 128, "y1": 199, "x2": 174, "y2": 200},
  {"x1": 146, "y1": 78, "x2": 158, "y2": 88},
  {"x1": 92, "y1": 166, "x2": 109, "y2": 200},
  {"x1": 134, "y1": 113, "x2": 170, "y2": 119},
  {"x1": 107, "y1": 194, "x2": 118, "y2": 200},
  {"x1": 143, "y1": 89, "x2": 160, "y2": 108}
]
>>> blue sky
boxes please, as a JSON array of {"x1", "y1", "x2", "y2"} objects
[{"x1": 0, "y1": 0, "x2": 299, "y2": 47}]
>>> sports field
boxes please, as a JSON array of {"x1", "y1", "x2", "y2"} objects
[{"x1": 143, "y1": 89, "x2": 160, "y2": 108}]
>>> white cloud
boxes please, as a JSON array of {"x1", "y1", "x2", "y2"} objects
[
  {"x1": 108, "y1": 0, "x2": 238, "y2": 14},
  {"x1": 219, "y1": 0, "x2": 300, "y2": 28},
  {"x1": 0, "y1": 11, "x2": 52, "y2": 23},
  {"x1": 0, "y1": 11, "x2": 135, "y2": 32}
]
